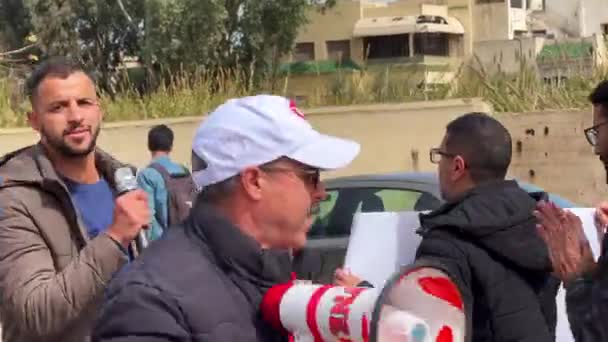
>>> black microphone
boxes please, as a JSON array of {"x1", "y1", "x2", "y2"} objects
[{"x1": 114, "y1": 167, "x2": 149, "y2": 251}]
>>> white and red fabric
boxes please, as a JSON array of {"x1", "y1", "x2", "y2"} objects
[
  {"x1": 261, "y1": 282, "x2": 378, "y2": 342},
  {"x1": 260, "y1": 266, "x2": 466, "y2": 342}
]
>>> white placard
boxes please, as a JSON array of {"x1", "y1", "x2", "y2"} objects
[
  {"x1": 344, "y1": 211, "x2": 424, "y2": 289},
  {"x1": 343, "y1": 208, "x2": 600, "y2": 342}
]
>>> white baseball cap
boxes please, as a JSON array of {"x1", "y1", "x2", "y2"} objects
[{"x1": 191, "y1": 95, "x2": 360, "y2": 188}]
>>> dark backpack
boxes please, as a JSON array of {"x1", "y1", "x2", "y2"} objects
[{"x1": 149, "y1": 163, "x2": 197, "y2": 227}]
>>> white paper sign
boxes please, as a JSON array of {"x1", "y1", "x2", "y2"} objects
[
  {"x1": 344, "y1": 208, "x2": 601, "y2": 342},
  {"x1": 344, "y1": 211, "x2": 425, "y2": 289}
]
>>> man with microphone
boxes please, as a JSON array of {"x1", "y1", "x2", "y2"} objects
[
  {"x1": 0, "y1": 57, "x2": 150, "y2": 342},
  {"x1": 93, "y1": 95, "x2": 360, "y2": 341}
]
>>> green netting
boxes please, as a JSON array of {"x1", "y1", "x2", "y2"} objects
[{"x1": 537, "y1": 41, "x2": 594, "y2": 60}]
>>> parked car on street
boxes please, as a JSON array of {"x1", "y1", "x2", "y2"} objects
[{"x1": 304, "y1": 171, "x2": 578, "y2": 283}]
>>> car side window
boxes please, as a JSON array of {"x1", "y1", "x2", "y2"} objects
[
  {"x1": 374, "y1": 189, "x2": 423, "y2": 212},
  {"x1": 308, "y1": 188, "x2": 440, "y2": 239},
  {"x1": 308, "y1": 190, "x2": 339, "y2": 238}
]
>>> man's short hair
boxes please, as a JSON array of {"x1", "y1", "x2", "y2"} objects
[
  {"x1": 589, "y1": 80, "x2": 608, "y2": 118},
  {"x1": 445, "y1": 112, "x2": 512, "y2": 183},
  {"x1": 26, "y1": 57, "x2": 92, "y2": 101},
  {"x1": 196, "y1": 177, "x2": 237, "y2": 204},
  {"x1": 148, "y1": 124, "x2": 174, "y2": 152}
]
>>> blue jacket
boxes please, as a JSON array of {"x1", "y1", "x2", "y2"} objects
[{"x1": 137, "y1": 156, "x2": 189, "y2": 241}]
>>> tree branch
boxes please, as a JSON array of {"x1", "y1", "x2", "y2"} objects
[
  {"x1": 115, "y1": 0, "x2": 139, "y2": 32},
  {"x1": 0, "y1": 43, "x2": 37, "y2": 57}
]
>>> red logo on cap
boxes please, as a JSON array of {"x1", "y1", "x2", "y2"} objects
[{"x1": 289, "y1": 99, "x2": 305, "y2": 119}]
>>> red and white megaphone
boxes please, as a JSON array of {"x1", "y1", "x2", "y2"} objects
[
  {"x1": 261, "y1": 281, "x2": 378, "y2": 341},
  {"x1": 261, "y1": 260, "x2": 468, "y2": 342}
]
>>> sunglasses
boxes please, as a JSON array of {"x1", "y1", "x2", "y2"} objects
[
  {"x1": 260, "y1": 166, "x2": 321, "y2": 189},
  {"x1": 584, "y1": 121, "x2": 608, "y2": 146}
]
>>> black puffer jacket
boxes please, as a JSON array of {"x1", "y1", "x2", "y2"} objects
[
  {"x1": 92, "y1": 203, "x2": 291, "y2": 342},
  {"x1": 416, "y1": 180, "x2": 560, "y2": 342}
]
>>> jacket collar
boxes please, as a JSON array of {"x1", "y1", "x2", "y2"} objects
[
  {"x1": 188, "y1": 203, "x2": 292, "y2": 286},
  {"x1": 0, "y1": 143, "x2": 135, "y2": 246}
]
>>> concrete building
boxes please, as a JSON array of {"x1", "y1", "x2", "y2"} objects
[
  {"x1": 282, "y1": 0, "x2": 537, "y2": 99},
  {"x1": 283, "y1": 0, "x2": 473, "y2": 100},
  {"x1": 283, "y1": 0, "x2": 607, "y2": 101},
  {"x1": 288, "y1": 0, "x2": 546, "y2": 66},
  {"x1": 531, "y1": 0, "x2": 608, "y2": 39}
]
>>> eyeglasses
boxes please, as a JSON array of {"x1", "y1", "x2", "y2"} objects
[
  {"x1": 429, "y1": 148, "x2": 455, "y2": 164},
  {"x1": 260, "y1": 166, "x2": 321, "y2": 189},
  {"x1": 584, "y1": 121, "x2": 608, "y2": 146}
]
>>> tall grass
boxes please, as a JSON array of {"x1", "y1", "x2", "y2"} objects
[
  {"x1": 0, "y1": 59, "x2": 606, "y2": 128},
  {"x1": 450, "y1": 58, "x2": 605, "y2": 113},
  {"x1": 318, "y1": 58, "x2": 606, "y2": 112},
  {"x1": 321, "y1": 64, "x2": 452, "y2": 107},
  {"x1": 102, "y1": 68, "x2": 254, "y2": 122}
]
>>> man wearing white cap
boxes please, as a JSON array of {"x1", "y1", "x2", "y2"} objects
[{"x1": 92, "y1": 95, "x2": 360, "y2": 341}]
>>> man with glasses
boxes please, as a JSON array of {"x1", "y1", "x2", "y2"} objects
[
  {"x1": 92, "y1": 95, "x2": 360, "y2": 341},
  {"x1": 536, "y1": 80, "x2": 608, "y2": 342},
  {"x1": 415, "y1": 112, "x2": 559, "y2": 341}
]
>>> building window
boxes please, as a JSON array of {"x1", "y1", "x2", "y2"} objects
[
  {"x1": 294, "y1": 42, "x2": 315, "y2": 62},
  {"x1": 602, "y1": 23, "x2": 608, "y2": 35},
  {"x1": 527, "y1": 0, "x2": 545, "y2": 11},
  {"x1": 414, "y1": 33, "x2": 449, "y2": 57},
  {"x1": 364, "y1": 34, "x2": 410, "y2": 59},
  {"x1": 326, "y1": 40, "x2": 351, "y2": 62},
  {"x1": 511, "y1": 0, "x2": 523, "y2": 8}
]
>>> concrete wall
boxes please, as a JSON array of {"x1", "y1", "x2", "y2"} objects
[
  {"x1": 510, "y1": 7, "x2": 528, "y2": 33},
  {"x1": 580, "y1": 0, "x2": 608, "y2": 37},
  {"x1": 0, "y1": 117, "x2": 204, "y2": 172},
  {"x1": 472, "y1": 3, "x2": 511, "y2": 42},
  {"x1": 447, "y1": 0, "x2": 475, "y2": 58},
  {"x1": 499, "y1": 109, "x2": 607, "y2": 206},
  {"x1": 0, "y1": 100, "x2": 604, "y2": 206},
  {"x1": 541, "y1": 0, "x2": 608, "y2": 38},
  {"x1": 0, "y1": 98, "x2": 491, "y2": 176},
  {"x1": 362, "y1": 0, "x2": 424, "y2": 18},
  {"x1": 542, "y1": 0, "x2": 582, "y2": 37},
  {"x1": 291, "y1": 0, "x2": 362, "y2": 62},
  {"x1": 473, "y1": 37, "x2": 544, "y2": 74}
]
